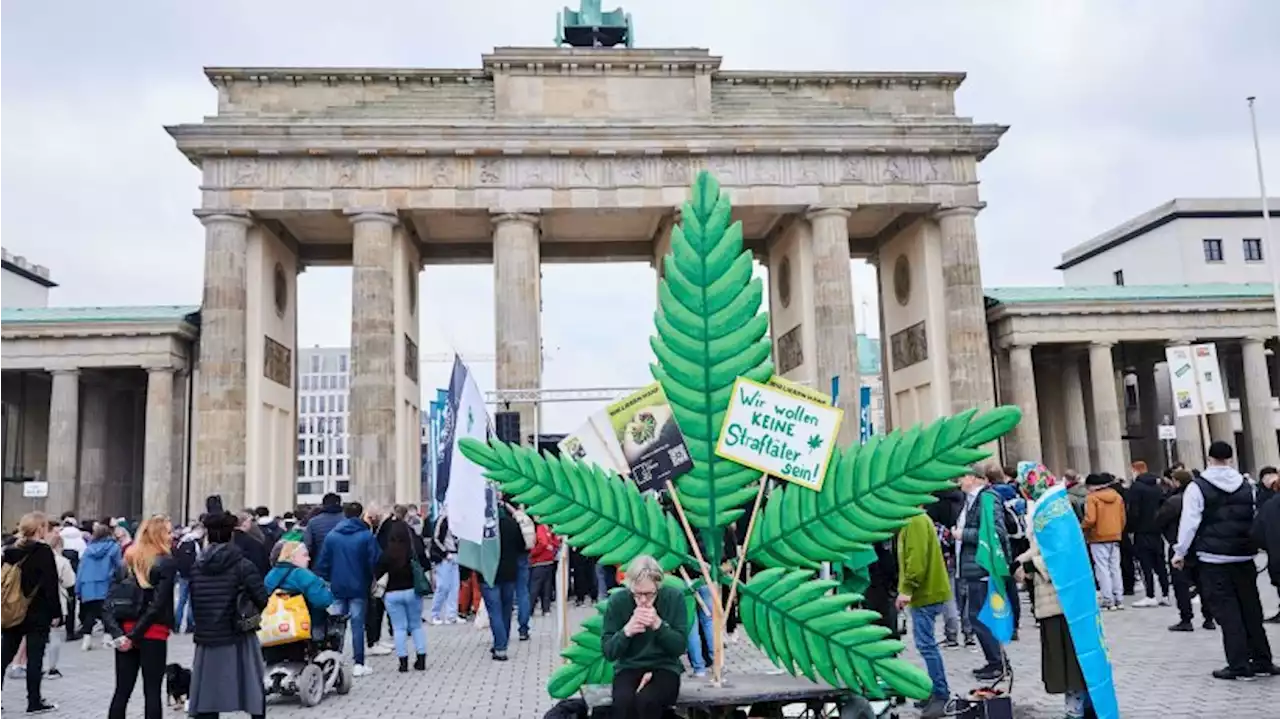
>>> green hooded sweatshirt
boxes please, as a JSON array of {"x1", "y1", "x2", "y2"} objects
[{"x1": 896, "y1": 513, "x2": 953, "y2": 608}]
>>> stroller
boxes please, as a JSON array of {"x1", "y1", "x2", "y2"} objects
[{"x1": 263, "y1": 613, "x2": 353, "y2": 706}]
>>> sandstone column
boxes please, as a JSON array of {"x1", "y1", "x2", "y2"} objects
[
  {"x1": 1089, "y1": 342, "x2": 1125, "y2": 475},
  {"x1": 806, "y1": 207, "x2": 860, "y2": 446},
  {"x1": 1241, "y1": 337, "x2": 1279, "y2": 470},
  {"x1": 1062, "y1": 351, "x2": 1090, "y2": 472},
  {"x1": 936, "y1": 206, "x2": 995, "y2": 414},
  {"x1": 347, "y1": 209, "x2": 399, "y2": 507},
  {"x1": 78, "y1": 381, "x2": 110, "y2": 519},
  {"x1": 1136, "y1": 356, "x2": 1164, "y2": 470},
  {"x1": 1008, "y1": 344, "x2": 1042, "y2": 462},
  {"x1": 143, "y1": 367, "x2": 175, "y2": 517},
  {"x1": 45, "y1": 369, "x2": 80, "y2": 513},
  {"x1": 1167, "y1": 340, "x2": 1204, "y2": 466},
  {"x1": 193, "y1": 210, "x2": 252, "y2": 511},
  {"x1": 1036, "y1": 350, "x2": 1068, "y2": 473},
  {"x1": 493, "y1": 212, "x2": 542, "y2": 445}
]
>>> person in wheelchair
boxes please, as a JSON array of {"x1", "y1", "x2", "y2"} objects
[{"x1": 263, "y1": 540, "x2": 334, "y2": 663}]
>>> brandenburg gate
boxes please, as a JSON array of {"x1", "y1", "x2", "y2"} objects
[{"x1": 168, "y1": 45, "x2": 1006, "y2": 514}]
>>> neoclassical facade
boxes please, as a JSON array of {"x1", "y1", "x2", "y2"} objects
[
  {"x1": 167, "y1": 45, "x2": 1007, "y2": 514},
  {"x1": 988, "y1": 284, "x2": 1279, "y2": 475}
]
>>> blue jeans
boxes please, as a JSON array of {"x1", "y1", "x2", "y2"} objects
[
  {"x1": 953, "y1": 576, "x2": 972, "y2": 636},
  {"x1": 595, "y1": 563, "x2": 610, "y2": 601},
  {"x1": 516, "y1": 554, "x2": 531, "y2": 637},
  {"x1": 384, "y1": 589, "x2": 427, "y2": 658},
  {"x1": 330, "y1": 596, "x2": 368, "y2": 664},
  {"x1": 431, "y1": 558, "x2": 460, "y2": 621},
  {"x1": 480, "y1": 580, "x2": 516, "y2": 652},
  {"x1": 174, "y1": 577, "x2": 192, "y2": 631},
  {"x1": 965, "y1": 579, "x2": 1004, "y2": 667},
  {"x1": 691, "y1": 584, "x2": 714, "y2": 664},
  {"x1": 909, "y1": 603, "x2": 950, "y2": 699}
]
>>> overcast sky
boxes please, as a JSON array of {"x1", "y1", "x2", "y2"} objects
[{"x1": 3, "y1": 0, "x2": 1278, "y2": 431}]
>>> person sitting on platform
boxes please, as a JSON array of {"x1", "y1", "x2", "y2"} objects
[{"x1": 601, "y1": 555, "x2": 690, "y2": 719}]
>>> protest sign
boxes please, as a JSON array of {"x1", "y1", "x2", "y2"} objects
[
  {"x1": 606, "y1": 383, "x2": 694, "y2": 492},
  {"x1": 715, "y1": 377, "x2": 843, "y2": 491}
]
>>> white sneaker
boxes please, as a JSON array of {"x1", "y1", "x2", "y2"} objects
[
  {"x1": 1159, "y1": 596, "x2": 1172, "y2": 607},
  {"x1": 352, "y1": 663, "x2": 373, "y2": 677},
  {"x1": 692, "y1": 669, "x2": 708, "y2": 678},
  {"x1": 379, "y1": 639, "x2": 395, "y2": 649},
  {"x1": 81, "y1": 635, "x2": 93, "y2": 652},
  {"x1": 1133, "y1": 597, "x2": 1159, "y2": 608},
  {"x1": 366, "y1": 644, "x2": 392, "y2": 656},
  {"x1": 430, "y1": 617, "x2": 444, "y2": 626},
  {"x1": 1112, "y1": 602, "x2": 1125, "y2": 611},
  {"x1": 448, "y1": 617, "x2": 463, "y2": 624}
]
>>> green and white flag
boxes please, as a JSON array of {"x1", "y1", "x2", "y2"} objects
[{"x1": 441, "y1": 357, "x2": 500, "y2": 585}]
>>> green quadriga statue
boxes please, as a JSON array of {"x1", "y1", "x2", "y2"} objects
[
  {"x1": 556, "y1": 0, "x2": 633, "y2": 48},
  {"x1": 460, "y1": 171, "x2": 1022, "y2": 701}
]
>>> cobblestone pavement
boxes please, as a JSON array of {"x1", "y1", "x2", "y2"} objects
[{"x1": 5, "y1": 576, "x2": 1278, "y2": 719}]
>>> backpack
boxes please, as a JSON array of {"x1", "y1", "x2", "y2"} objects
[
  {"x1": 1002, "y1": 498, "x2": 1027, "y2": 540},
  {"x1": 1, "y1": 556, "x2": 33, "y2": 630},
  {"x1": 106, "y1": 566, "x2": 147, "y2": 622},
  {"x1": 513, "y1": 508, "x2": 536, "y2": 550}
]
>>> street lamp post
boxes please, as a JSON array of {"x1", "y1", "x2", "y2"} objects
[{"x1": 1247, "y1": 97, "x2": 1280, "y2": 338}]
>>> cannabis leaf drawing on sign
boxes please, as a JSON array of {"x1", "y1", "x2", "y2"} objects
[
  {"x1": 807, "y1": 433, "x2": 823, "y2": 452},
  {"x1": 459, "y1": 172, "x2": 1021, "y2": 701}
]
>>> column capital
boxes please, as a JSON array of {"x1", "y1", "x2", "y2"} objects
[
  {"x1": 1010, "y1": 342, "x2": 1036, "y2": 352},
  {"x1": 344, "y1": 208, "x2": 399, "y2": 226},
  {"x1": 144, "y1": 364, "x2": 177, "y2": 375},
  {"x1": 48, "y1": 367, "x2": 80, "y2": 376},
  {"x1": 933, "y1": 203, "x2": 986, "y2": 221},
  {"x1": 1241, "y1": 335, "x2": 1272, "y2": 347},
  {"x1": 1089, "y1": 340, "x2": 1116, "y2": 349},
  {"x1": 1165, "y1": 336, "x2": 1196, "y2": 348},
  {"x1": 804, "y1": 206, "x2": 853, "y2": 222},
  {"x1": 490, "y1": 211, "x2": 541, "y2": 229},
  {"x1": 194, "y1": 209, "x2": 252, "y2": 228}
]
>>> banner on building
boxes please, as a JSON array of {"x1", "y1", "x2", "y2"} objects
[{"x1": 1165, "y1": 343, "x2": 1228, "y2": 417}]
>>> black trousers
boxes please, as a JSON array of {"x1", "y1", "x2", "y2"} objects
[
  {"x1": 1, "y1": 626, "x2": 49, "y2": 710},
  {"x1": 1119, "y1": 534, "x2": 1136, "y2": 595},
  {"x1": 530, "y1": 563, "x2": 556, "y2": 615},
  {"x1": 1132, "y1": 533, "x2": 1170, "y2": 598},
  {"x1": 366, "y1": 591, "x2": 385, "y2": 645},
  {"x1": 80, "y1": 599, "x2": 105, "y2": 636},
  {"x1": 193, "y1": 714, "x2": 263, "y2": 719},
  {"x1": 1169, "y1": 549, "x2": 1213, "y2": 623},
  {"x1": 612, "y1": 667, "x2": 681, "y2": 719},
  {"x1": 108, "y1": 637, "x2": 167, "y2": 719},
  {"x1": 64, "y1": 592, "x2": 78, "y2": 640},
  {"x1": 1200, "y1": 561, "x2": 1273, "y2": 671}
]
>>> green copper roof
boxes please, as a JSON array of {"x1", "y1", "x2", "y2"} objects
[
  {"x1": 984, "y1": 283, "x2": 1273, "y2": 305},
  {"x1": 1, "y1": 305, "x2": 200, "y2": 324},
  {"x1": 856, "y1": 333, "x2": 881, "y2": 376}
]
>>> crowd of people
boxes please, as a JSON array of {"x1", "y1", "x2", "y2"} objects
[{"x1": 2, "y1": 443, "x2": 1275, "y2": 718}]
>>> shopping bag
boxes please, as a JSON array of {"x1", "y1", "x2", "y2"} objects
[{"x1": 257, "y1": 590, "x2": 312, "y2": 647}]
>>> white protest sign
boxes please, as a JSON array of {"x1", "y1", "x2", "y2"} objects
[
  {"x1": 1165, "y1": 343, "x2": 1228, "y2": 417},
  {"x1": 715, "y1": 377, "x2": 843, "y2": 491}
]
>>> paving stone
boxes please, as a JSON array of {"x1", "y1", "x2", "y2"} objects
[{"x1": 5, "y1": 577, "x2": 1278, "y2": 718}]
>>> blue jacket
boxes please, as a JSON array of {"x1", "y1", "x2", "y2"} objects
[
  {"x1": 264, "y1": 562, "x2": 334, "y2": 612},
  {"x1": 76, "y1": 537, "x2": 122, "y2": 601},
  {"x1": 315, "y1": 518, "x2": 380, "y2": 600},
  {"x1": 303, "y1": 505, "x2": 345, "y2": 559}
]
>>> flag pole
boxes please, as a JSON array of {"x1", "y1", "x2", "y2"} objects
[{"x1": 1247, "y1": 96, "x2": 1280, "y2": 338}]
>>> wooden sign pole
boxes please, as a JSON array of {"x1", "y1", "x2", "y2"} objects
[
  {"x1": 665, "y1": 480, "x2": 725, "y2": 685},
  {"x1": 722, "y1": 476, "x2": 768, "y2": 630}
]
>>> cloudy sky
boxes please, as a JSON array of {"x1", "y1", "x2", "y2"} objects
[{"x1": 3, "y1": 0, "x2": 1278, "y2": 431}]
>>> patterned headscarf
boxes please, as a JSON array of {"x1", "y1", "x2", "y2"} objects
[{"x1": 1016, "y1": 461, "x2": 1057, "y2": 501}]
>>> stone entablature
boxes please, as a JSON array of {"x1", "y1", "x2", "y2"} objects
[
  {"x1": 200, "y1": 47, "x2": 971, "y2": 123},
  {"x1": 2, "y1": 317, "x2": 197, "y2": 372},
  {"x1": 987, "y1": 295, "x2": 1277, "y2": 348}
]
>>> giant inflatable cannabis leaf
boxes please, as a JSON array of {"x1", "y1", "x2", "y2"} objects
[
  {"x1": 651, "y1": 172, "x2": 774, "y2": 566},
  {"x1": 738, "y1": 568, "x2": 933, "y2": 701},
  {"x1": 458, "y1": 439, "x2": 692, "y2": 570},
  {"x1": 450, "y1": 171, "x2": 1023, "y2": 703},
  {"x1": 750, "y1": 407, "x2": 1021, "y2": 569}
]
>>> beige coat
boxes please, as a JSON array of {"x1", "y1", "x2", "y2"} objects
[{"x1": 1016, "y1": 541, "x2": 1063, "y2": 620}]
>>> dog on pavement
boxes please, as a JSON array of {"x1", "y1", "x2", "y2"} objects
[{"x1": 164, "y1": 663, "x2": 191, "y2": 710}]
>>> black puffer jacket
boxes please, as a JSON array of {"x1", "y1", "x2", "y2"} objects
[
  {"x1": 103, "y1": 556, "x2": 177, "y2": 641},
  {"x1": 188, "y1": 542, "x2": 268, "y2": 646},
  {"x1": 1, "y1": 541, "x2": 62, "y2": 630},
  {"x1": 1125, "y1": 473, "x2": 1165, "y2": 535}
]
